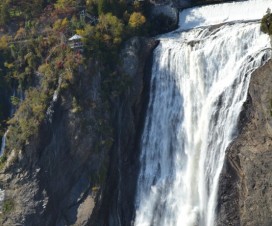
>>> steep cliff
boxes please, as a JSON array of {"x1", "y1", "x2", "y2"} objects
[
  {"x1": 0, "y1": 37, "x2": 158, "y2": 226},
  {"x1": 217, "y1": 60, "x2": 272, "y2": 226},
  {"x1": 89, "y1": 37, "x2": 158, "y2": 226},
  {"x1": 0, "y1": 61, "x2": 112, "y2": 225}
]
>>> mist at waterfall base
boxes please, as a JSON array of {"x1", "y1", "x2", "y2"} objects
[{"x1": 134, "y1": 1, "x2": 272, "y2": 226}]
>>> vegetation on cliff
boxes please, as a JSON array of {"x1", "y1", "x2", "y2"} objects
[
  {"x1": 0, "y1": 1, "x2": 178, "y2": 223},
  {"x1": 0, "y1": 0, "x2": 176, "y2": 168},
  {"x1": 261, "y1": 8, "x2": 272, "y2": 35}
]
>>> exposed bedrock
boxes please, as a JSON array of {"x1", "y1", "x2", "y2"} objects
[
  {"x1": 217, "y1": 60, "x2": 272, "y2": 226},
  {"x1": 0, "y1": 37, "x2": 158, "y2": 226},
  {"x1": 89, "y1": 37, "x2": 159, "y2": 226}
]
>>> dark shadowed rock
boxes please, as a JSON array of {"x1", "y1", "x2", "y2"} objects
[{"x1": 89, "y1": 37, "x2": 159, "y2": 226}]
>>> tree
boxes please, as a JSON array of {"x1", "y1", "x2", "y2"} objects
[
  {"x1": 96, "y1": 13, "x2": 124, "y2": 46},
  {"x1": 261, "y1": 8, "x2": 272, "y2": 35},
  {"x1": 97, "y1": 0, "x2": 109, "y2": 15},
  {"x1": 0, "y1": 1, "x2": 10, "y2": 27},
  {"x1": 0, "y1": 35, "x2": 10, "y2": 50},
  {"x1": 128, "y1": 12, "x2": 146, "y2": 35},
  {"x1": 128, "y1": 12, "x2": 146, "y2": 29},
  {"x1": 55, "y1": 0, "x2": 78, "y2": 9},
  {"x1": 86, "y1": 0, "x2": 98, "y2": 16}
]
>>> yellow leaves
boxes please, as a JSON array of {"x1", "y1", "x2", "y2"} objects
[
  {"x1": 4, "y1": 62, "x2": 14, "y2": 69},
  {"x1": 53, "y1": 19, "x2": 62, "y2": 31},
  {"x1": 54, "y1": 0, "x2": 77, "y2": 9},
  {"x1": 15, "y1": 27, "x2": 26, "y2": 40},
  {"x1": 76, "y1": 25, "x2": 95, "y2": 43},
  {"x1": 0, "y1": 35, "x2": 10, "y2": 49},
  {"x1": 53, "y1": 18, "x2": 69, "y2": 32},
  {"x1": 76, "y1": 29, "x2": 85, "y2": 36},
  {"x1": 76, "y1": 26, "x2": 92, "y2": 38},
  {"x1": 128, "y1": 12, "x2": 146, "y2": 29},
  {"x1": 96, "y1": 13, "x2": 124, "y2": 46},
  {"x1": 103, "y1": 34, "x2": 111, "y2": 43},
  {"x1": 38, "y1": 64, "x2": 51, "y2": 75},
  {"x1": 64, "y1": 69, "x2": 74, "y2": 82},
  {"x1": 32, "y1": 103, "x2": 45, "y2": 116},
  {"x1": 61, "y1": 18, "x2": 69, "y2": 27}
]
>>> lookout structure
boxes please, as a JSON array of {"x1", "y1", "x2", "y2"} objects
[{"x1": 68, "y1": 34, "x2": 83, "y2": 50}]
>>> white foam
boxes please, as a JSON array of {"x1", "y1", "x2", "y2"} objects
[
  {"x1": 0, "y1": 130, "x2": 8, "y2": 157},
  {"x1": 179, "y1": 0, "x2": 272, "y2": 30},
  {"x1": 135, "y1": 20, "x2": 271, "y2": 226}
]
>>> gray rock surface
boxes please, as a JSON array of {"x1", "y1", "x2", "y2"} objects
[
  {"x1": 89, "y1": 37, "x2": 159, "y2": 226},
  {"x1": 217, "y1": 60, "x2": 272, "y2": 226},
  {"x1": 0, "y1": 37, "x2": 158, "y2": 226},
  {"x1": 0, "y1": 61, "x2": 109, "y2": 226},
  {"x1": 151, "y1": 5, "x2": 179, "y2": 24}
]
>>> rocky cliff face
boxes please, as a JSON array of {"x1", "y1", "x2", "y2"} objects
[
  {"x1": 0, "y1": 61, "x2": 111, "y2": 226},
  {"x1": 217, "y1": 60, "x2": 272, "y2": 226},
  {"x1": 0, "y1": 37, "x2": 158, "y2": 226},
  {"x1": 89, "y1": 37, "x2": 159, "y2": 226}
]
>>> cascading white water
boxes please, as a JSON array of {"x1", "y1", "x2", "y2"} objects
[
  {"x1": 0, "y1": 130, "x2": 8, "y2": 157},
  {"x1": 46, "y1": 74, "x2": 62, "y2": 122},
  {"x1": 134, "y1": 1, "x2": 272, "y2": 226}
]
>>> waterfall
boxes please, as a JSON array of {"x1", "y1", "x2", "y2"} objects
[
  {"x1": 134, "y1": 1, "x2": 272, "y2": 226},
  {"x1": 46, "y1": 74, "x2": 62, "y2": 123},
  {"x1": 0, "y1": 130, "x2": 8, "y2": 157}
]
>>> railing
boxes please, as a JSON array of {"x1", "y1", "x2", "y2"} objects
[{"x1": 69, "y1": 42, "x2": 83, "y2": 49}]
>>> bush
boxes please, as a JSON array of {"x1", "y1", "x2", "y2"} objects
[
  {"x1": 128, "y1": 12, "x2": 146, "y2": 35},
  {"x1": 0, "y1": 35, "x2": 10, "y2": 50},
  {"x1": 2, "y1": 199, "x2": 14, "y2": 214},
  {"x1": 0, "y1": 155, "x2": 7, "y2": 170},
  {"x1": 129, "y1": 12, "x2": 146, "y2": 28},
  {"x1": 261, "y1": 8, "x2": 272, "y2": 35},
  {"x1": 7, "y1": 88, "x2": 48, "y2": 149}
]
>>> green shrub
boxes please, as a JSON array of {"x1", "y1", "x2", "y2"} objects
[
  {"x1": 0, "y1": 154, "x2": 7, "y2": 170},
  {"x1": 261, "y1": 8, "x2": 272, "y2": 35},
  {"x1": 2, "y1": 199, "x2": 14, "y2": 214},
  {"x1": 7, "y1": 88, "x2": 48, "y2": 149}
]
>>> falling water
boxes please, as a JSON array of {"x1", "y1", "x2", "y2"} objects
[
  {"x1": 134, "y1": 2, "x2": 272, "y2": 225},
  {"x1": 46, "y1": 74, "x2": 62, "y2": 122},
  {"x1": 0, "y1": 130, "x2": 8, "y2": 157}
]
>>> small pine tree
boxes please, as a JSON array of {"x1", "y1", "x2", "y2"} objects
[{"x1": 261, "y1": 8, "x2": 272, "y2": 35}]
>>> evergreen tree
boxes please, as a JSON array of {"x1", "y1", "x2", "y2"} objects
[{"x1": 261, "y1": 8, "x2": 272, "y2": 35}]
